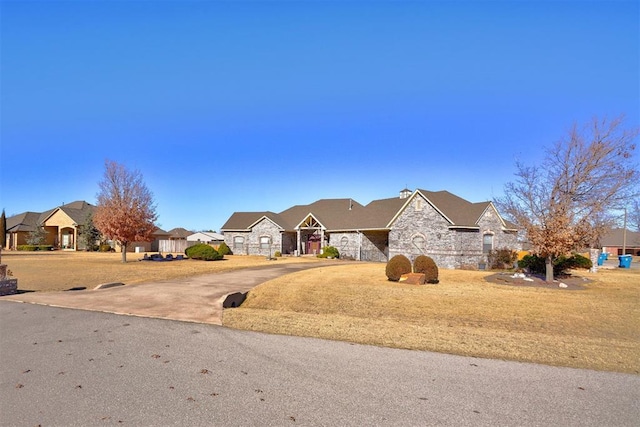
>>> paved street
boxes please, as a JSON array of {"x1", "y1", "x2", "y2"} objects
[{"x1": 1, "y1": 301, "x2": 638, "y2": 426}]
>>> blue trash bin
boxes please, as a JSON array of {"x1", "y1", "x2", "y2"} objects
[
  {"x1": 618, "y1": 255, "x2": 632, "y2": 268},
  {"x1": 597, "y1": 253, "x2": 607, "y2": 266}
]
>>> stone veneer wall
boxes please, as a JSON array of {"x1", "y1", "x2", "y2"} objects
[{"x1": 387, "y1": 195, "x2": 520, "y2": 269}]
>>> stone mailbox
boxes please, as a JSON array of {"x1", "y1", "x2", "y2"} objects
[{"x1": 0, "y1": 250, "x2": 18, "y2": 296}]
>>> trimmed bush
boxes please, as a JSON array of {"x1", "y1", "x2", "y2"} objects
[
  {"x1": 385, "y1": 254, "x2": 412, "y2": 281},
  {"x1": 318, "y1": 246, "x2": 339, "y2": 259},
  {"x1": 217, "y1": 242, "x2": 232, "y2": 256},
  {"x1": 518, "y1": 253, "x2": 593, "y2": 276},
  {"x1": 413, "y1": 255, "x2": 439, "y2": 283},
  {"x1": 274, "y1": 251, "x2": 282, "y2": 257},
  {"x1": 17, "y1": 245, "x2": 53, "y2": 251},
  {"x1": 488, "y1": 248, "x2": 518, "y2": 270},
  {"x1": 186, "y1": 243, "x2": 223, "y2": 261},
  {"x1": 99, "y1": 244, "x2": 113, "y2": 252}
]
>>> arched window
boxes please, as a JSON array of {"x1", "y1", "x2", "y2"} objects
[
  {"x1": 483, "y1": 234, "x2": 494, "y2": 254},
  {"x1": 340, "y1": 236, "x2": 349, "y2": 248},
  {"x1": 233, "y1": 236, "x2": 244, "y2": 250}
]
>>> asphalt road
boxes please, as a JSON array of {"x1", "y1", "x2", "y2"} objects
[{"x1": 1, "y1": 301, "x2": 638, "y2": 426}]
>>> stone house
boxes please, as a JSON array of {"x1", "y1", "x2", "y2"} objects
[{"x1": 221, "y1": 188, "x2": 520, "y2": 269}]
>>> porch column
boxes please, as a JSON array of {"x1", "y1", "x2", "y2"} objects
[
  {"x1": 320, "y1": 229, "x2": 324, "y2": 252},
  {"x1": 297, "y1": 229, "x2": 301, "y2": 256},
  {"x1": 74, "y1": 227, "x2": 78, "y2": 251},
  {"x1": 358, "y1": 231, "x2": 362, "y2": 261}
]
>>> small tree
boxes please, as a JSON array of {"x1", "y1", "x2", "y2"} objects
[
  {"x1": 79, "y1": 213, "x2": 101, "y2": 251},
  {"x1": 26, "y1": 223, "x2": 47, "y2": 246},
  {"x1": 495, "y1": 116, "x2": 639, "y2": 282},
  {"x1": 94, "y1": 160, "x2": 158, "y2": 263},
  {"x1": 0, "y1": 209, "x2": 6, "y2": 249}
]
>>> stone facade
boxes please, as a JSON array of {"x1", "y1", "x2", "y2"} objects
[
  {"x1": 387, "y1": 193, "x2": 518, "y2": 269},
  {"x1": 221, "y1": 189, "x2": 520, "y2": 268}
]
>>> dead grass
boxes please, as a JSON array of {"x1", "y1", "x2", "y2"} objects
[
  {"x1": 223, "y1": 264, "x2": 640, "y2": 374},
  {"x1": 4, "y1": 251, "x2": 638, "y2": 373},
  {"x1": 1, "y1": 251, "x2": 321, "y2": 292}
]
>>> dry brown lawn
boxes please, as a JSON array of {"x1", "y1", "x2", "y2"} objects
[
  {"x1": 1, "y1": 251, "x2": 321, "y2": 292},
  {"x1": 223, "y1": 263, "x2": 640, "y2": 374},
  {"x1": 3, "y1": 251, "x2": 638, "y2": 373}
]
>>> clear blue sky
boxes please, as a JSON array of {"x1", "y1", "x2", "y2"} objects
[{"x1": 1, "y1": 0, "x2": 638, "y2": 232}]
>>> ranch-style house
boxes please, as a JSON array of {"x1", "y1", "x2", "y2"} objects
[{"x1": 221, "y1": 188, "x2": 521, "y2": 269}]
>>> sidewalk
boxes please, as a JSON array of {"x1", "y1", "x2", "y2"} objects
[{"x1": 1, "y1": 262, "x2": 335, "y2": 325}]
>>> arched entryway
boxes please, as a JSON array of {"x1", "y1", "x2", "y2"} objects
[{"x1": 60, "y1": 227, "x2": 76, "y2": 250}]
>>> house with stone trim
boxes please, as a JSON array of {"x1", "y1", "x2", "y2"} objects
[
  {"x1": 5, "y1": 200, "x2": 170, "y2": 252},
  {"x1": 220, "y1": 188, "x2": 520, "y2": 269},
  {"x1": 5, "y1": 201, "x2": 96, "y2": 250}
]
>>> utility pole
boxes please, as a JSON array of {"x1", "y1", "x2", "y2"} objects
[{"x1": 622, "y1": 207, "x2": 627, "y2": 255}]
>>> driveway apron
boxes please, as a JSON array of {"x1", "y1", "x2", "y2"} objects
[{"x1": 1, "y1": 262, "x2": 333, "y2": 325}]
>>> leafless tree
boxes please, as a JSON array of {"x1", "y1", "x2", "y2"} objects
[
  {"x1": 94, "y1": 160, "x2": 158, "y2": 263},
  {"x1": 495, "y1": 116, "x2": 639, "y2": 281},
  {"x1": 629, "y1": 199, "x2": 640, "y2": 232}
]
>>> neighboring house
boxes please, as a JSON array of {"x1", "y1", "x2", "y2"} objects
[
  {"x1": 5, "y1": 200, "x2": 168, "y2": 252},
  {"x1": 221, "y1": 188, "x2": 520, "y2": 269},
  {"x1": 187, "y1": 232, "x2": 225, "y2": 245},
  {"x1": 157, "y1": 227, "x2": 194, "y2": 253},
  {"x1": 600, "y1": 228, "x2": 640, "y2": 256},
  {"x1": 5, "y1": 201, "x2": 96, "y2": 250}
]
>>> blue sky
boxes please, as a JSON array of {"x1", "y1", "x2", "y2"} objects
[{"x1": 1, "y1": 0, "x2": 638, "y2": 232}]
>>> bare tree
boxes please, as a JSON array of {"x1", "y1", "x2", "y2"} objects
[
  {"x1": 94, "y1": 160, "x2": 158, "y2": 263},
  {"x1": 629, "y1": 199, "x2": 640, "y2": 232},
  {"x1": 495, "y1": 116, "x2": 639, "y2": 281}
]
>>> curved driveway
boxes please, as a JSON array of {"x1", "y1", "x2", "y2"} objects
[{"x1": 1, "y1": 262, "x2": 334, "y2": 325}]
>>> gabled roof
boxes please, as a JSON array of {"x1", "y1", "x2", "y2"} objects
[
  {"x1": 600, "y1": 228, "x2": 640, "y2": 246},
  {"x1": 167, "y1": 227, "x2": 193, "y2": 239},
  {"x1": 221, "y1": 189, "x2": 518, "y2": 233},
  {"x1": 41, "y1": 201, "x2": 96, "y2": 225}
]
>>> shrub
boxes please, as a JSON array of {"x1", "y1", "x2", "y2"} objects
[
  {"x1": 99, "y1": 244, "x2": 112, "y2": 252},
  {"x1": 413, "y1": 255, "x2": 439, "y2": 283},
  {"x1": 488, "y1": 248, "x2": 518, "y2": 270},
  {"x1": 217, "y1": 242, "x2": 232, "y2": 256},
  {"x1": 385, "y1": 254, "x2": 412, "y2": 281},
  {"x1": 16, "y1": 245, "x2": 53, "y2": 251},
  {"x1": 186, "y1": 243, "x2": 223, "y2": 261},
  {"x1": 518, "y1": 253, "x2": 593, "y2": 276},
  {"x1": 318, "y1": 246, "x2": 339, "y2": 259},
  {"x1": 274, "y1": 251, "x2": 282, "y2": 257}
]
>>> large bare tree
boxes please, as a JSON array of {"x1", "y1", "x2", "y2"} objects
[
  {"x1": 495, "y1": 116, "x2": 639, "y2": 282},
  {"x1": 94, "y1": 160, "x2": 158, "y2": 263}
]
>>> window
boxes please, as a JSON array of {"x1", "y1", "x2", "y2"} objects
[
  {"x1": 260, "y1": 236, "x2": 271, "y2": 249},
  {"x1": 233, "y1": 236, "x2": 244, "y2": 250},
  {"x1": 483, "y1": 234, "x2": 493, "y2": 254}
]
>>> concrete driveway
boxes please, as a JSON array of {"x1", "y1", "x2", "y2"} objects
[{"x1": 1, "y1": 262, "x2": 334, "y2": 325}]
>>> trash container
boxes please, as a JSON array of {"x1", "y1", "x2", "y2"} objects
[
  {"x1": 597, "y1": 253, "x2": 607, "y2": 266},
  {"x1": 618, "y1": 255, "x2": 632, "y2": 268}
]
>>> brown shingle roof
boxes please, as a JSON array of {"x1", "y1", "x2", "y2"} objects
[{"x1": 221, "y1": 190, "x2": 515, "y2": 232}]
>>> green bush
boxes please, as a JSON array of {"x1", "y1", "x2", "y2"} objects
[
  {"x1": 217, "y1": 242, "x2": 232, "y2": 256},
  {"x1": 99, "y1": 244, "x2": 112, "y2": 252},
  {"x1": 413, "y1": 255, "x2": 439, "y2": 283},
  {"x1": 318, "y1": 246, "x2": 339, "y2": 259},
  {"x1": 518, "y1": 253, "x2": 593, "y2": 276},
  {"x1": 488, "y1": 248, "x2": 518, "y2": 270},
  {"x1": 385, "y1": 254, "x2": 412, "y2": 281},
  {"x1": 274, "y1": 251, "x2": 282, "y2": 257},
  {"x1": 17, "y1": 245, "x2": 53, "y2": 251},
  {"x1": 186, "y1": 243, "x2": 223, "y2": 261}
]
